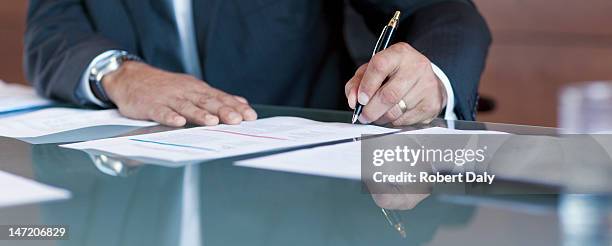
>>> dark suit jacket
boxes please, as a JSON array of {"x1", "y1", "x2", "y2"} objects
[{"x1": 24, "y1": 0, "x2": 490, "y2": 120}]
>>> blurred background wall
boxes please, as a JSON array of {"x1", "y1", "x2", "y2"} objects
[
  {"x1": 474, "y1": 0, "x2": 612, "y2": 127},
  {"x1": 0, "y1": 1, "x2": 27, "y2": 84},
  {"x1": 1, "y1": 1, "x2": 611, "y2": 127}
]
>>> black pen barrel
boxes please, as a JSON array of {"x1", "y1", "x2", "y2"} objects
[{"x1": 373, "y1": 26, "x2": 395, "y2": 55}]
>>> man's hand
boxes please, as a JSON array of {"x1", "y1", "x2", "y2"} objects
[
  {"x1": 103, "y1": 61, "x2": 257, "y2": 127},
  {"x1": 345, "y1": 42, "x2": 447, "y2": 126}
]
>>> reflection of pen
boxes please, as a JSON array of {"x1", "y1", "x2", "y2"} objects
[
  {"x1": 351, "y1": 11, "x2": 401, "y2": 124},
  {"x1": 351, "y1": 12, "x2": 404, "y2": 233},
  {"x1": 381, "y1": 184, "x2": 407, "y2": 238},
  {"x1": 381, "y1": 208, "x2": 407, "y2": 238}
]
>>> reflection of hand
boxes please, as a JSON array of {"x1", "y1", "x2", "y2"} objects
[
  {"x1": 345, "y1": 43, "x2": 446, "y2": 125},
  {"x1": 371, "y1": 193, "x2": 429, "y2": 210},
  {"x1": 103, "y1": 61, "x2": 257, "y2": 127}
]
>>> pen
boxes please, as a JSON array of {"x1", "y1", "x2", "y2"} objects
[
  {"x1": 351, "y1": 11, "x2": 401, "y2": 124},
  {"x1": 350, "y1": 11, "x2": 406, "y2": 237}
]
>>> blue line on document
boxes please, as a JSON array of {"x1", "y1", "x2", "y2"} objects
[
  {"x1": 0, "y1": 104, "x2": 55, "y2": 117},
  {"x1": 128, "y1": 138, "x2": 216, "y2": 152}
]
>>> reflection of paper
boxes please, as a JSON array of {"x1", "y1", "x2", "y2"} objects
[
  {"x1": 0, "y1": 171, "x2": 71, "y2": 208},
  {"x1": 235, "y1": 127, "x2": 509, "y2": 180},
  {"x1": 237, "y1": 141, "x2": 363, "y2": 179},
  {"x1": 18, "y1": 125, "x2": 159, "y2": 145},
  {"x1": 397, "y1": 127, "x2": 509, "y2": 135},
  {"x1": 0, "y1": 80, "x2": 53, "y2": 114},
  {"x1": 62, "y1": 117, "x2": 397, "y2": 163},
  {"x1": 0, "y1": 108, "x2": 157, "y2": 138}
]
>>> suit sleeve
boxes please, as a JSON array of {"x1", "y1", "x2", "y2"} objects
[
  {"x1": 24, "y1": 0, "x2": 125, "y2": 105},
  {"x1": 349, "y1": 0, "x2": 492, "y2": 120}
]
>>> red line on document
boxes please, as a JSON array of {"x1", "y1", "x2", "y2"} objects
[{"x1": 201, "y1": 129, "x2": 289, "y2": 140}]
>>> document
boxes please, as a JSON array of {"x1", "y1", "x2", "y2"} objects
[
  {"x1": 0, "y1": 171, "x2": 71, "y2": 208},
  {"x1": 237, "y1": 140, "x2": 364, "y2": 179},
  {"x1": 0, "y1": 80, "x2": 53, "y2": 114},
  {"x1": 235, "y1": 127, "x2": 509, "y2": 180},
  {"x1": 0, "y1": 108, "x2": 158, "y2": 138},
  {"x1": 62, "y1": 117, "x2": 398, "y2": 163}
]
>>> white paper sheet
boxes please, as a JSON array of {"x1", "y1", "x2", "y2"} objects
[
  {"x1": 0, "y1": 171, "x2": 71, "y2": 208},
  {"x1": 61, "y1": 117, "x2": 398, "y2": 163},
  {"x1": 235, "y1": 127, "x2": 509, "y2": 180},
  {"x1": 0, "y1": 108, "x2": 158, "y2": 138},
  {"x1": 237, "y1": 140, "x2": 364, "y2": 179},
  {"x1": 0, "y1": 80, "x2": 53, "y2": 114}
]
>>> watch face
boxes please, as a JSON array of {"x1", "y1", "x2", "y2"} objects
[{"x1": 89, "y1": 52, "x2": 140, "y2": 105}]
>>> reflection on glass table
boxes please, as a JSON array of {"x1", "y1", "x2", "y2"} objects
[{"x1": 0, "y1": 105, "x2": 608, "y2": 245}]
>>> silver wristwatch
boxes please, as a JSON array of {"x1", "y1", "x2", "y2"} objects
[{"x1": 88, "y1": 51, "x2": 142, "y2": 105}]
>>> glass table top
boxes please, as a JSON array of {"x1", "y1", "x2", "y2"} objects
[{"x1": 0, "y1": 105, "x2": 609, "y2": 246}]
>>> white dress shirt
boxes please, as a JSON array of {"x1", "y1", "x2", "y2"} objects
[{"x1": 78, "y1": 0, "x2": 457, "y2": 120}]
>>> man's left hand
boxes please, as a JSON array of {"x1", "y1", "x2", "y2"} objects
[{"x1": 345, "y1": 42, "x2": 447, "y2": 126}]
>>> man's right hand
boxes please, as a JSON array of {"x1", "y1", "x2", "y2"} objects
[{"x1": 102, "y1": 61, "x2": 257, "y2": 127}]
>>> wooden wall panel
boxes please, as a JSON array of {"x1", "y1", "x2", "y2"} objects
[
  {"x1": 478, "y1": 45, "x2": 612, "y2": 126},
  {"x1": 475, "y1": 0, "x2": 612, "y2": 35},
  {"x1": 474, "y1": 0, "x2": 612, "y2": 127},
  {"x1": 0, "y1": 1, "x2": 27, "y2": 84}
]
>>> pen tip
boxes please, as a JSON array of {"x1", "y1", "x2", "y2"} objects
[
  {"x1": 393, "y1": 11, "x2": 401, "y2": 20},
  {"x1": 351, "y1": 114, "x2": 358, "y2": 124}
]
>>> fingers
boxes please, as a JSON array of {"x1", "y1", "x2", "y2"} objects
[
  {"x1": 357, "y1": 46, "x2": 405, "y2": 106},
  {"x1": 391, "y1": 98, "x2": 440, "y2": 126},
  {"x1": 219, "y1": 94, "x2": 258, "y2": 121},
  {"x1": 360, "y1": 70, "x2": 418, "y2": 124},
  {"x1": 185, "y1": 92, "x2": 257, "y2": 125},
  {"x1": 147, "y1": 105, "x2": 186, "y2": 127},
  {"x1": 352, "y1": 42, "x2": 446, "y2": 125},
  {"x1": 233, "y1": 96, "x2": 248, "y2": 104},
  {"x1": 376, "y1": 76, "x2": 441, "y2": 126},
  {"x1": 110, "y1": 65, "x2": 256, "y2": 127},
  {"x1": 168, "y1": 99, "x2": 219, "y2": 126},
  {"x1": 374, "y1": 76, "x2": 429, "y2": 124},
  {"x1": 390, "y1": 72, "x2": 446, "y2": 126},
  {"x1": 371, "y1": 74, "x2": 445, "y2": 126},
  {"x1": 373, "y1": 103, "x2": 404, "y2": 125},
  {"x1": 357, "y1": 43, "x2": 431, "y2": 124},
  {"x1": 149, "y1": 93, "x2": 253, "y2": 126},
  {"x1": 192, "y1": 97, "x2": 242, "y2": 124},
  {"x1": 345, "y1": 64, "x2": 368, "y2": 109}
]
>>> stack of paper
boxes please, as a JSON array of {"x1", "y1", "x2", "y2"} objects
[
  {"x1": 0, "y1": 108, "x2": 158, "y2": 138},
  {"x1": 0, "y1": 171, "x2": 70, "y2": 208},
  {"x1": 0, "y1": 80, "x2": 53, "y2": 114},
  {"x1": 62, "y1": 117, "x2": 398, "y2": 163}
]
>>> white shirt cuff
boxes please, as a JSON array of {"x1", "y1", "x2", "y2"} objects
[
  {"x1": 76, "y1": 50, "x2": 125, "y2": 108},
  {"x1": 431, "y1": 63, "x2": 457, "y2": 120}
]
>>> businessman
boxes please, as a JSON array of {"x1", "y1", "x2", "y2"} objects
[{"x1": 25, "y1": 0, "x2": 490, "y2": 127}]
